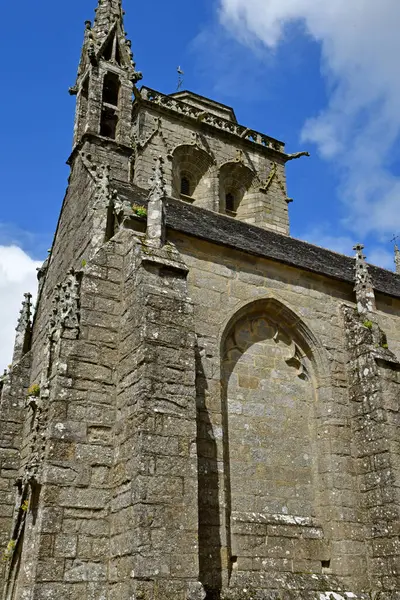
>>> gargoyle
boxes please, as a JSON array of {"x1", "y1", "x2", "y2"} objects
[{"x1": 285, "y1": 151, "x2": 310, "y2": 162}]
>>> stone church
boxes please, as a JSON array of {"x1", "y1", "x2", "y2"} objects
[{"x1": 1, "y1": 1, "x2": 400, "y2": 598}]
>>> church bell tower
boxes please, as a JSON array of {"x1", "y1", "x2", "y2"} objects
[{"x1": 70, "y1": 0, "x2": 142, "y2": 148}]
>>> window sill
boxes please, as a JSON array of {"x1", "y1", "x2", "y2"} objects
[{"x1": 180, "y1": 194, "x2": 194, "y2": 203}]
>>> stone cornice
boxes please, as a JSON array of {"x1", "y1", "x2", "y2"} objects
[{"x1": 134, "y1": 86, "x2": 287, "y2": 159}]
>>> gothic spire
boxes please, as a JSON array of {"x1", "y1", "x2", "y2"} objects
[
  {"x1": 12, "y1": 293, "x2": 33, "y2": 364},
  {"x1": 92, "y1": 0, "x2": 124, "y2": 49},
  {"x1": 353, "y1": 244, "x2": 376, "y2": 315},
  {"x1": 70, "y1": 0, "x2": 142, "y2": 147}
]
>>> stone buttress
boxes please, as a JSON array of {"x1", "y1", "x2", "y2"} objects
[{"x1": 342, "y1": 245, "x2": 400, "y2": 596}]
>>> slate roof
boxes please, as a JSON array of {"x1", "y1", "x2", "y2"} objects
[{"x1": 114, "y1": 181, "x2": 400, "y2": 300}]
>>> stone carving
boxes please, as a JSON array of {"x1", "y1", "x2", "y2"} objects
[
  {"x1": 285, "y1": 151, "x2": 310, "y2": 162},
  {"x1": 81, "y1": 152, "x2": 126, "y2": 213},
  {"x1": 224, "y1": 315, "x2": 309, "y2": 380},
  {"x1": 259, "y1": 162, "x2": 277, "y2": 193},
  {"x1": 353, "y1": 243, "x2": 376, "y2": 315},
  {"x1": 80, "y1": 152, "x2": 113, "y2": 205},
  {"x1": 146, "y1": 156, "x2": 167, "y2": 248},
  {"x1": 0, "y1": 369, "x2": 10, "y2": 400},
  {"x1": 259, "y1": 162, "x2": 291, "y2": 201},
  {"x1": 186, "y1": 581, "x2": 206, "y2": 600},
  {"x1": 49, "y1": 269, "x2": 81, "y2": 337},
  {"x1": 12, "y1": 293, "x2": 33, "y2": 364},
  {"x1": 23, "y1": 269, "x2": 82, "y2": 486},
  {"x1": 80, "y1": 152, "x2": 128, "y2": 252},
  {"x1": 235, "y1": 149, "x2": 244, "y2": 163},
  {"x1": 24, "y1": 383, "x2": 50, "y2": 486},
  {"x1": 190, "y1": 131, "x2": 215, "y2": 162}
]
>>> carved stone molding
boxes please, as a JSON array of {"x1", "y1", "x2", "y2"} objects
[
  {"x1": 224, "y1": 314, "x2": 310, "y2": 380},
  {"x1": 49, "y1": 269, "x2": 82, "y2": 339},
  {"x1": 141, "y1": 87, "x2": 285, "y2": 154},
  {"x1": 259, "y1": 162, "x2": 289, "y2": 202}
]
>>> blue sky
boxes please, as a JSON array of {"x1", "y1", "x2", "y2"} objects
[
  {"x1": 0, "y1": 0, "x2": 335, "y2": 260},
  {"x1": 1, "y1": 0, "x2": 400, "y2": 366}
]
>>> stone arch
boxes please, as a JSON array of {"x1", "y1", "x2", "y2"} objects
[
  {"x1": 219, "y1": 161, "x2": 256, "y2": 217},
  {"x1": 171, "y1": 144, "x2": 215, "y2": 208},
  {"x1": 220, "y1": 297, "x2": 330, "y2": 384},
  {"x1": 216, "y1": 297, "x2": 333, "y2": 583}
]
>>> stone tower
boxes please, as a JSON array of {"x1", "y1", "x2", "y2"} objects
[{"x1": 2, "y1": 1, "x2": 400, "y2": 599}]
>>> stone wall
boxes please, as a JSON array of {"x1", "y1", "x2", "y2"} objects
[
  {"x1": 343, "y1": 307, "x2": 400, "y2": 595},
  {"x1": 0, "y1": 242, "x2": 122, "y2": 599},
  {"x1": 169, "y1": 229, "x2": 400, "y2": 596},
  {"x1": 2, "y1": 188, "x2": 400, "y2": 598},
  {"x1": 0, "y1": 354, "x2": 31, "y2": 587},
  {"x1": 30, "y1": 139, "x2": 131, "y2": 387},
  {"x1": 6, "y1": 1, "x2": 400, "y2": 597},
  {"x1": 30, "y1": 155, "x2": 95, "y2": 385},
  {"x1": 0, "y1": 228, "x2": 206, "y2": 600}
]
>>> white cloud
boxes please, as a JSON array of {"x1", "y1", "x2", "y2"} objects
[
  {"x1": 0, "y1": 246, "x2": 42, "y2": 370},
  {"x1": 219, "y1": 0, "x2": 400, "y2": 238}
]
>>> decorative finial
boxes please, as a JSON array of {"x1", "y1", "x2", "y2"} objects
[
  {"x1": 146, "y1": 156, "x2": 167, "y2": 249},
  {"x1": 391, "y1": 235, "x2": 400, "y2": 274},
  {"x1": 353, "y1": 244, "x2": 376, "y2": 315},
  {"x1": 395, "y1": 245, "x2": 400, "y2": 275},
  {"x1": 12, "y1": 293, "x2": 33, "y2": 364}
]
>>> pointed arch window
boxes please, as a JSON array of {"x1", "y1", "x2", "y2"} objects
[
  {"x1": 102, "y1": 33, "x2": 122, "y2": 65},
  {"x1": 102, "y1": 72, "x2": 120, "y2": 107},
  {"x1": 103, "y1": 36, "x2": 114, "y2": 62},
  {"x1": 101, "y1": 72, "x2": 120, "y2": 140}
]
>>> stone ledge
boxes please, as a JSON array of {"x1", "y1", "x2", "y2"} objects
[{"x1": 232, "y1": 512, "x2": 320, "y2": 528}]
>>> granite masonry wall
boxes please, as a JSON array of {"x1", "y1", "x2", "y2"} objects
[
  {"x1": 2, "y1": 211, "x2": 400, "y2": 599},
  {"x1": 2, "y1": 6, "x2": 400, "y2": 590}
]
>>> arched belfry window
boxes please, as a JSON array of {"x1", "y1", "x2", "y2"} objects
[
  {"x1": 219, "y1": 161, "x2": 255, "y2": 218},
  {"x1": 102, "y1": 72, "x2": 120, "y2": 107},
  {"x1": 172, "y1": 145, "x2": 214, "y2": 207},
  {"x1": 100, "y1": 72, "x2": 120, "y2": 140},
  {"x1": 181, "y1": 176, "x2": 191, "y2": 197}
]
